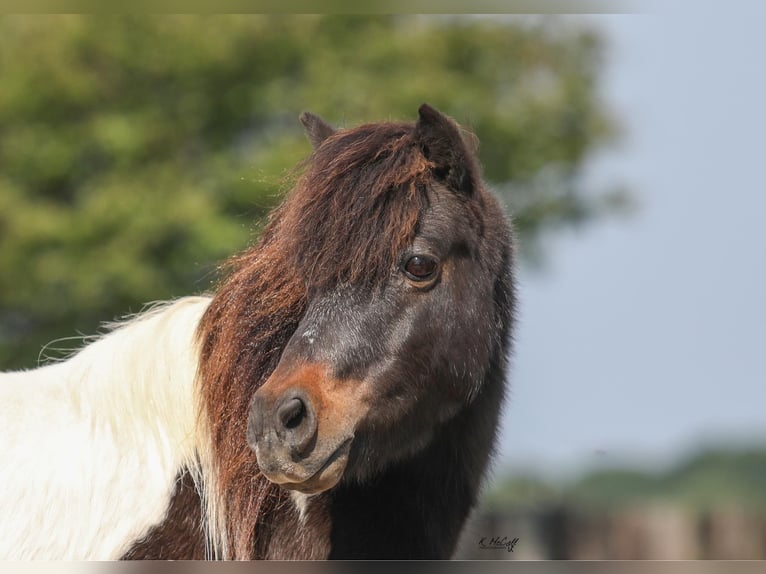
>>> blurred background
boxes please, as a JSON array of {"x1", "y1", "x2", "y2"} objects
[{"x1": 1, "y1": 3, "x2": 764, "y2": 560}]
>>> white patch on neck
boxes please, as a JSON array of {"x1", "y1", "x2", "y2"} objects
[
  {"x1": 0, "y1": 296, "x2": 212, "y2": 559},
  {"x1": 290, "y1": 491, "x2": 314, "y2": 524}
]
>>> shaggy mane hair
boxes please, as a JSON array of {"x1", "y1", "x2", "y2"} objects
[{"x1": 196, "y1": 119, "x2": 461, "y2": 558}]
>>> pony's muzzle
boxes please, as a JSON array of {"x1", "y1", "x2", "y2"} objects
[
  {"x1": 247, "y1": 388, "x2": 317, "y2": 461},
  {"x1": 246, "y1": 362, "x2": 364, "y2": 494},
  {"x1": 274, "y1": 388, "x2": 318, "y2": 456}
]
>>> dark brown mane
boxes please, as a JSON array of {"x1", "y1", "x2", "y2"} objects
[
  {"x1": 196, "y1": 120, "x2": 436, "y2": 558},
  {"x1": 278, "y1": 121, "x2": 434, "y2": 288}
]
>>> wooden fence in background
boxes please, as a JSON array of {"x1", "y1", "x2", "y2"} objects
[{"x1": 455, "y1": 505, "x2": 766, "y2": 559}]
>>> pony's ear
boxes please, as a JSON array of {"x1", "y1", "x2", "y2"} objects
[
  {"x1": 413, "y1": 103, "x2": 475, "y2": 195},
  {"x1": 299, "y1": 111, "x2": 337, "y2": 149}
]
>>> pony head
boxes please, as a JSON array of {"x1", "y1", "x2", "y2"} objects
[{"x1": 239, "y1": 104, "x2": 512, "y2": 494}]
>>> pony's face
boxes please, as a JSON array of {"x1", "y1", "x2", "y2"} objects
[{"x1": 246, "y1": 105, "x2": 510, "y2": 495}]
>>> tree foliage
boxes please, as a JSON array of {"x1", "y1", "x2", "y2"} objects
[
  {"x1": 0, "y1": 15, "x2": 622, "y2": 369},
  {"x1": 487, "y1": 447, "x2": 766, "y2": 512}
]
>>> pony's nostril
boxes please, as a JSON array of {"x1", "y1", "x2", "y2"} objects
[
  {"x1": 274, "y1": 390, "x2": 317, "y2": 456},
  {"x1": 278, "y1": 397, "x2": 306, "y2": 430}
]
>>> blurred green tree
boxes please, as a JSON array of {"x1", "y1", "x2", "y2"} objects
[
  {"x1": 0, "y1": 15, "x2": 625, "y2": 369},
  {"x1": 484, "y1": 447, "x2": 766, "y2": 512}
]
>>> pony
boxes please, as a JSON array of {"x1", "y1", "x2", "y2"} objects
[{"x1": 0, "y1": 104, "x2": 515, "y2": 560}]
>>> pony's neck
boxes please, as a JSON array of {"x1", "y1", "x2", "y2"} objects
[
  {"x1": 65, "y1": 296, "x2": 211, "y2": 451},
  {"x1": 0, "y1": 295, "x2": 211, "y2": 559}
]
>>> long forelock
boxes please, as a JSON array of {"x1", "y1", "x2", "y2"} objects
[{"x1": 278, "y1": 121, "x2": 432, "y2": 290}]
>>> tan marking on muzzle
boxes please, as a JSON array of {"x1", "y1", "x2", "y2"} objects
[{"x1": 254, "y1": 361, "x2": 370, "y2": 492}]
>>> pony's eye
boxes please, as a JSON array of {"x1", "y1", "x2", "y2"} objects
[{"x1": 403, "y1": 255, "x2": 439, "y2": 282}]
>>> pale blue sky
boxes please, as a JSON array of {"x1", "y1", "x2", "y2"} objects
[{"x1": 495, "y1": 1, "x2": 766, "y2": 479}]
